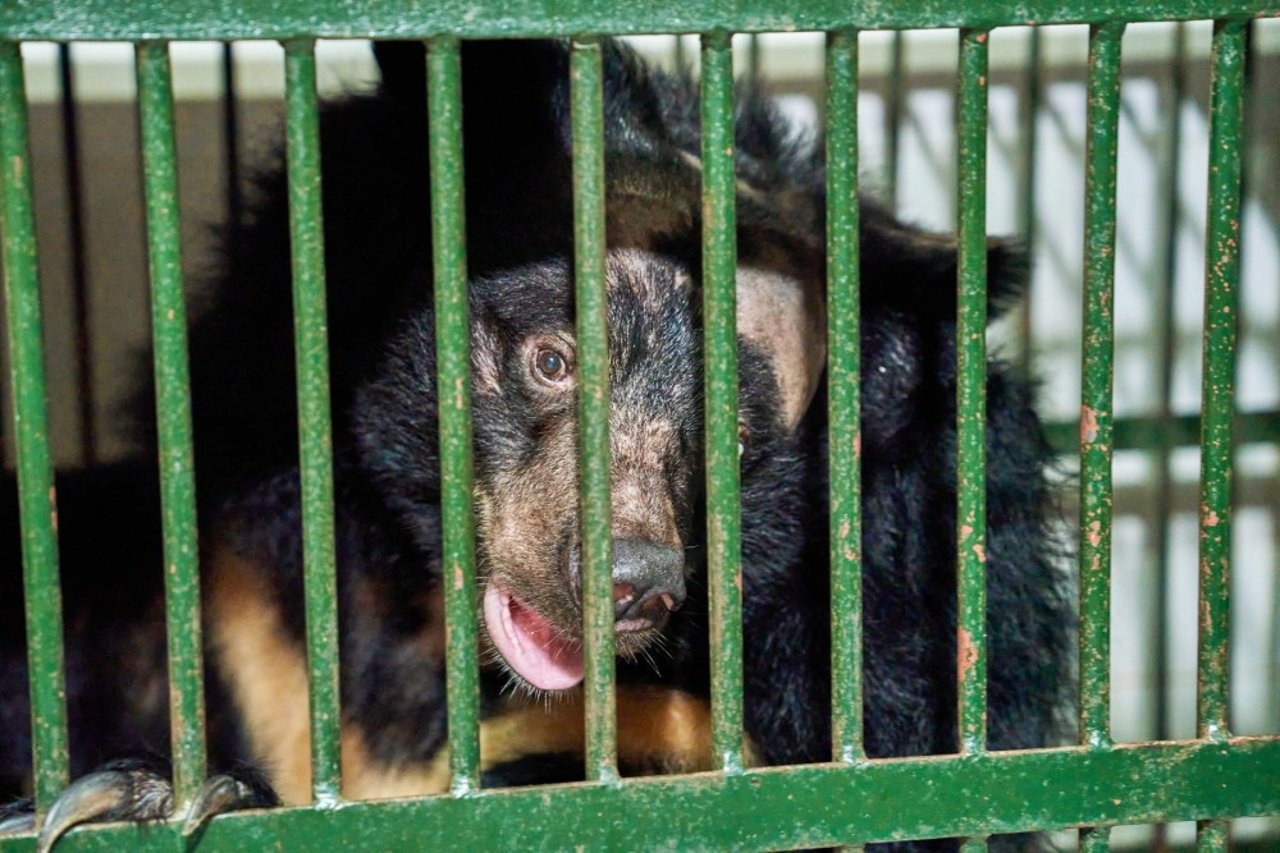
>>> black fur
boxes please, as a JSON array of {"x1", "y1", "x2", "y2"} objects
[{"x1": 1, "y1": 38, "x2": 1071, "y2": 850}]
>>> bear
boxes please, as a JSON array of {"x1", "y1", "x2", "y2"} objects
[{"x1": 1, "y1": 38, "x2": 1070, "y2": 852}]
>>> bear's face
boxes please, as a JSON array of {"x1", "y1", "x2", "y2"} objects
[
  {"x1": 354, "y1": 240, "x2": 822, "y2": 694},
  {"x1": 468, "y1": 250, "x2": 703, "y2": 691}
]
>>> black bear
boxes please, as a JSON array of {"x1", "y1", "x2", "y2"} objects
[{"x1": 0, "y1": 38, "x2": 1071, "y2": 851}]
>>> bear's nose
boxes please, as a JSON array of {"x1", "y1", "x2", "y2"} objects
[{"x1": 610, "y1": 538, "x2": 685, "y2": 631}]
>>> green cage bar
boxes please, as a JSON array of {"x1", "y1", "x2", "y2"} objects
[
  {"x1": 135, "y1": 40, "x2": 207, "y2": 805},
  {"x1": 283, "y1": 39, "x2": 342, "y2": 803},
  {"x1": 824, "y1": 26, "x2": 864, "y2": 765},
  {"x1": 954, "y1": 27, "x2": 989, "y2": 758},
  {"x1": 426, "y1": 35, "x2": 482, "y2": 796},
  {"x1": 4, "y1": 737, "x2": 1279, "y2": 851},
  {"x1": 1080, "y1": 825, "x2": 1111, "y2": 851},
  {"x1": 1197, "y1": 818, "x2": 1229, "y2": 852},
  {"x1": 58, "y1": 43, "x2": 94, "y2": 464},
  {"x1": 0, "y1": 40, "x2": 70, "y2": 816},
  {"x1": 1196, "y1": 17, "x2": 1246, "y2": 745},
  {"x1": 1077, "y1": 21, "x2": 1123, "y2": 751},
  {"x1": 700, "y1": 30, "x2": 745, "y2": 774},
  {"x1": 3, "y1": 2, "x2": 1277, "y2": 39},
  {"x1": 569, "y1": 36, "x2": 618, "y2": 783}
]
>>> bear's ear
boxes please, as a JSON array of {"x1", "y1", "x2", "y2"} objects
[
  {"x1": 605, "y1": 154, "x2": 702, "y2": 251},
  {"x1": 858, "y1": 204, "x2": 1029, "y2": 322},
  {"x1": 736, "y1": 265, "x2": 827, "y2": 434}
]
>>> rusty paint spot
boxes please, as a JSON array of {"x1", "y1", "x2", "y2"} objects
[
  {"x1": 1204, "y1": 510, "x2": 1220, "y2": 527},
  {"x1": 960, "y1": 524, "x2": 974, "y2": 541},
  {"x1": 957, "y1": 627, "x2": 978, "y2": 683},
  {"x1": 972, "y1": 543, "x2": 985, "y2": 563},
  {"x1": 454, "y1": 377, "x2": 464, "y2": 410},
  {"x1": 978, "y1": 75, "x2": 986, "y2": 86},
  {"x1": 1080, "y1": 406, "x2": 1099, "y2": 443},
  {"x1": 1087, "y1": 520, "x2": 1102, "y2": 548},
  {"x1": 454, "y1": 565, "x2": 464, "y2": 591},
  {"x1": 976, "y1": 32, "x2": 988, "y2": 43},
  {"x1": 838, "y1": 518, "x2": 850, "y2": 540},
  {"x1": 853, "y1": 431, "x2": 861, "y2": 460}
]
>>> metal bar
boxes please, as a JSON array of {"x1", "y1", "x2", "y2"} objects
[
  {"x1": 0, "y1": 39, "x2": 70, "y2": 817},
  {"x1": 1042, "y1": 408, "x2": 1280, "y2": 453},
  {"x1": 426, "y1": 35, "x2": 481, "y2": 795},
  {"x1": 1196, "y1": 819, "x2": 1229, "y2": 851},
  {"x1": 221, "y1": 42, "x2": 242, "y2": 244},
  {"x1": 12, "y1": 737, "x2": 1280, "y2": 853},
  {"x1": 1152, "y1": 18, "x2": 1188, "y2": 750},
  {"x1": 282, "y1": 38, "x2": 341, "y2": 803},
  {"x1": 135, "y1": 40, "x2": 207, "y2": 806},
  {"x1": 700, "y1": 29, "x2": 744, "y2": 774},
  {"x1": 954, "y1": 27, "x2": 990, "y2": 757},
  {"x1": 12, "y1": 2, "x2": 1270, "y2": 55},
  {"x1": 1081, "y1": 825, "x2": 1112, "y2": 852},
  {"x1": 1196, "y1": 17, "x2": 1246, "y2": 744},
  {"x1": 1016, "y1": 27, "x2": 1041, "y2": 375},
  {"x1": 825, "y1": 26, "x2": 863, "y2": 765},
  {"x1": 1077, "y1": 21, "x2": 1124, "y2": 751},
  {"x1": 746, "y1": 34, "x2": 761, "y2": 91},
  {"x1": 58, "y1": 43, "x2": 95, "y2": 464},
  {"x1": 569, "y1": 35, "x2": 617, "y2": 784},
  {"x1": 884, "y1": 31, "x2": 904, "y2": 207}
]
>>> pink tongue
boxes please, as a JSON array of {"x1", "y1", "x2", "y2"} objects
[{"x1": 483, "y1": 582, "x2": 584, "y2": 691}]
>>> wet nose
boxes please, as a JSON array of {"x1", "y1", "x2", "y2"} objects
[{"x1": 610, "y1": 538, "x2": 685, "y2": 631}]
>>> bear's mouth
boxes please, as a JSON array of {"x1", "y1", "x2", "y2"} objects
[{"x1": 483, "y1": 578, "x2": 584, "y2": 691}]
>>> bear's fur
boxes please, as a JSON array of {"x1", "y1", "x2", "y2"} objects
[{"x1": 1, "y1": 38, "x2": 1071, "y2": 851}]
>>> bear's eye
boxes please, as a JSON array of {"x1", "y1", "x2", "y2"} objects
[{"x1": 532, "y1": 347, "x2": 571, "y2": 385}]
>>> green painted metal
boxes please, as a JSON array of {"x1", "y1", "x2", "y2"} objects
[
  {"x1": 1080, "y1": 825, "x2": 1111, "y2": 851},
  {"x1": 2, "y1": 1, "x2": 1274, "y2": 40},
  {"x1": 824, "y1": 26, "x2": 864, "y2": 766},
  {"x1": 1196, "y1": 18, "x2": 1246, "y2": 745},
  {"x1": 135, "y1": 41, "x2": 207, "y2": 805},
  {"x1": 19, "y1": 738, "x2": 1280, "y2": 851},
  {"x1": 426, "y1": 35, "x2": 481, "y2": 795},
  {"x1": 700, "y1": 30, "x2": 745, "y2": 775},
  {"x1": 570, "y1": 36, "x2": 618, "y2": 784},
  {"x1": 57, "y1": 43, "x2": 94, "y2": 464},
  {"x1": 1197, "y1": 819, "x2": 1229, "y2": 851},
  {"x1": 1016, "y1": 28, "x2": 1041, "y2": 374},
  {"x1": 884, "y1": 31, "x2": 905, "y2": 208},
  {"x1": 1042, "y1": 408, "x2": 1280, "y2": 453},
  {"x1": 1077, "y1": 21, "x2": 1123, "y2": 751},
  {"x1": 283, "y1": 39, "x2": 342, "y2": 803},
  {"x1": 954, "y1": 27, "x2": 989, "y2": 757},
  {"x1": 0, "y1": 40, "x2": 69, "y2": 817}
]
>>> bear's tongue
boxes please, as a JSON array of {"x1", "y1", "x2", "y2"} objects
[{"x1": 483, "y1": 581, "x2": 584, "y2": 691}]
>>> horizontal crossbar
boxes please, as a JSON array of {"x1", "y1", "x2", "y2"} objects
[
  {"x1": 0, "y1": 1, "x2": 1273, "y2": 41},
  {"x1": 6, "y1": 737, "x2": 1278, "y2": 851}
]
